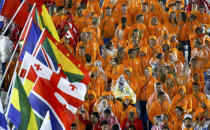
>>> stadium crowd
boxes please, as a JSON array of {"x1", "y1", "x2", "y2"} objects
[{"x1": 0, "y1": 0, "x2": 209, "y2": 130}]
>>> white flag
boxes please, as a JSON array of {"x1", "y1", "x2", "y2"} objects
[{"x1": 40, "y1": 111, "x2": 52, "y2": 130}]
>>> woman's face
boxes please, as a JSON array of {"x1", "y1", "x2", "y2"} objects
[{"x1": 170, "y1": 12, "x2": 176, "y2": 20}]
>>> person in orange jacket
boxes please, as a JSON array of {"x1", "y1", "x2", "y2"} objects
[
  {"x1": 89, "y1": 67, "x2": 105, "y2": 98},
  {"x1": 74, "y1": 7, "x2": 86, "y2": 36},
  {"x1": 111, "y1": 28, "x2": 127, "y2": 49},
  {"x1": 171, "y1": 85, "x2": 192, "y2": 114},
  {"x1": 52, "y1": 6, "x2": 65, "y2": 28},
  {"x1": 197, "y1": 5, "x2": 210, "y2": 26},
  {"x1": 191, "y1": 38, "x2": 207, "y2": 59},
  {"x1": 76, "y1": 46, "x2": 86, "y2": 64},
  {"x1": 86, "y1": 0, "x2": 101, "y2": 16},
  {"x1": 61, "y1": 35, "x2": 75, "y2": 55},
  {"x1": 187, "y1": 73, "x2": 205, "y2": 94},
  {"x1": 148, "y1": 16, "x2": 165, "y2": 39},
  {"x1": 139, "y1": 46, "x2": 149, "y2": 76},
  {"x1": 169, "y1": 33, "x2": 179, "y2": 49},
  {"x1": 124, "y1": 67, "x2": 138, "y2": 94},
  {"x1": 188, "y1": 82, "x2": 207, "y2": 114},
  {"x1": 177, "y1": 12, "x2": 190, "y2": 42},
  {"x1": 116, "y1": 17, "x2": 130, "y2": 40},
  {"x1": 84, "y1": 54, "x2": 93, "y2": 72},
  {"x1": 172, "y1": 106, "x2": 185, "y2": 130},
  {"x1": 165, "y1": 11, "x2": 179, "y2": 35},
  {"x1": 193, "y1": 99, "x2": 210, "y2": 128},
  {"x1": 163, "y1": 74, "x2": 178, "y2": 99},
  {"x1": 136, "y1": 66, "x2": 157, "y2": 130},
  {"x1": 118, "y1": 4, "x2": 133, "y2": 26},
  {"x1": 84, "y1": 90, "x2": 98, "y2": 115},
  {"x1": 147, "y1": 36, "x2": 157, "y2": 60},
  {"x1": 101, "y1": 6, "x2": 118, "y2": 43},
  {"x1": 146, "y1": 82, "x2": 171, "y2": 112},
  {"x1": 168, "y1": 49, "x2": 184, "y2": 74},
  {"x1": 148, "y1": 91, "x2": 171, "y2": 124}
]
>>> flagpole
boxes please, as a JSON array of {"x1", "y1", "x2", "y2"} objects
[
  {"x1": 4, "y1": 61, "x2": 19, "y2": 106},
  {"x1": 0, "y1": 0, "x2": 26, "y2": 39}
]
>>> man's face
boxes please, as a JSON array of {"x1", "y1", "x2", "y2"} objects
[
  {"x1": 142, "y1": 4, "x2": 148, "y2": 12},
  {"x1": 179, "y1": 89, "x2": 185, "y2": 95},
  {"x1": 185, "y1": 119, "x2": 192, "y2": 128},
  {"x1": 105, "y1": 8, "x2": 111, "y2": 16},
  {"x1": 192, "y1": 4, "x2": 197, "y2": 11},
  {"x1": 175, "y1": 108, "x2": 182, "y2": 116},
  {"x1": 138, "y1": 16, "x2": 144, "y2": 23},
  {"x1": 88, "y1": 94, "x2": 94, "y2": 100},
  {"x1": 125, "y1": 70, "x2": 132, "y2": 77},
  {"x1": 159, "y1": 95, "x2": 166, "y2": 102},
  {"x1": 151, "y1": 17, "x2": 158, "y2": 25},
  {"x1": 166, "y1": 78, "x2": 173, "y2": 86},
  {"x1": 149, "y1": 39, "x2": 156, "y2": 48},
  {"x1": 64, "y1": 24, "x2": 69, "y2": 32},
  {"x1": 77, "y1": 9, "x2": 83, "y2": 16},
  {"x1": 79, "y1": 48, "x2": 85, "y2": 56},
  {"x1": 91, "y1": 115, "x2": 98, "y2": 123},
  {"x1": 176, "y1": 3, "x2": 181, "y2": 10},
  {"x1": 193, "y1": 74, "x2": 199, "y2": 82},
  {"x1": 156, "y1": 85, "x2": 162, "y2": 92},
  {"x1": 122, "y1": 5, "x2": 127, "y2": 13},
  {"x1": 171, "y1": 36, "x2": 176, "y2": 42},
  {"x1": 140, "y1": 51, "x2": 146, "y2": 57},
  {"x1": 124, "y1": 99, "x2": 130, "y2": 105},
  {"x1": 145, "y1": 69, "x2": 150, "y2": 77},
  {"x1": 116, "y1": 29, "x2": 123, "y2": 39},
  {"x1": 170, "y1": 12, "x2": 176, "y2": 19},
  {"x1": 71, "y1": 126, "x2": 77, "y2": 130},
  {"x1": 101, "y1": 124, "x2": 109, "y2": 130}
]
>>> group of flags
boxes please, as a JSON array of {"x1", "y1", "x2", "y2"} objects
[{"x1": 0, "y1": 0, "x2": 89, "y2": 129}]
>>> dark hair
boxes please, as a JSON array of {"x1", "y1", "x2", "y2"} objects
[
  {"x1": 112, "y1": 58, "x2": 119, "y2": 65},
  {"x1": 158, "y1": 91, "x2": 165, "y2": 98},
  {"x1": 180, "y1": 12, "x2": 187, "y2": 23},
  {"x1": 136, "y1": 14, "x2": 143, "y2": 21},
  {"x1": 112, "y1": 124, "x2": 120, "y2": 130},
  {"x1": 156, "y1": 82, "x2": 162, "y2": 86},
  {"x1": 79, "y1": 46, "x2": 85, "y2": 50},
  {"x1": 128, "y1": 125, "x2": 136, "y2": 130},
  {"x1": 85, "y1": 124, "x2": 93, "y2": 130},
  {"x1": 71, "y1": 123, "x2": 77, "y2": 127},
  {"x1": 193, "y1": 82, "x2": 199, "y2": 86},
  {"x1": 122, "y1": 4, "x2": 127, "y2": 7},
  {"x1": 103, "y1": 108, "x2": 111, "y2": 114},
  {"x1": 142, "y1": 2, "x2": 148, "y2": 5},
  {"x1": 169, "y1": 12, "x2": 178, "y2": 25},
  {"x1": 77, "y1": 6, "x2": 83, "y2": 11},
  {"x1": 91, "y1": 112, "x2": 100, "y2": 120},
  {"x1": 101, "y1": 120, "x2": 109, "y2": 126},
  {"x1": 189, "y1": 14, "x2": 197, "y2": 21},
  {"x1": 105, "y1": 42, "x2": 113, "y2": 50},
  {"x1": 175, "y1": 106, "x2": 184, "y2": 112},
  {"x1": 85, "y1": 54, "x2": 91, "y2": 63},
  {"x1": 57, "y1": 6, "x2": 64, "y2": 12},
  {"x1": 105, "y1": 7, "x2": 111, "y2": 10},
  {"x1": 121, "y1": 17, "x2": 127, "y2": 24},
  {"x1": 128, "y1": 49, "x2": 135, "y2": 55}
]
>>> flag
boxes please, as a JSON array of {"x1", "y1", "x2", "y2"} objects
[
  {"x1": 111, "y1": 75, "x2": 136, "y2": 104},
  {"x1": 0, "y1": 0, "x2": 35, "y2": 27},
  {"x1": 6, "y1": 73, "x2": 41, "y2": 129},
  {"x1": 28, "y1": 70, "x2": 87, "y2": 130},
  {"x1": 40, "y1": 111, "x2": 52, "y2": 130},
  {"x1": 18, "y1": 19, "x2": 42, "y2": 61},
  {"x1": 35, "y1": 0, "x2": 60, "y2": 42},
  {"x1": 33, "y1": 30, "x2": 89, "y2": 84},
  {"x1": 0, "y1": 99, "x2": 8, "y2": 130}
]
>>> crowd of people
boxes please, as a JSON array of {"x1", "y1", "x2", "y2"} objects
[{"x1": 0, "y1": 0, "x2": 210, "y2": 130}]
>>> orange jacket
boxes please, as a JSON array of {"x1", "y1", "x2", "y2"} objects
[
  {"x1": 101, "y1": 16, "x2": 118, "y2": 39},
  {"x1": 171, "y1": 86, "x2": 192, "y2": 113},
  {"x1": 148, "y1": 101, "x2": 171, "y2": 123},
  {"x1": 188, "y1": 92, "x2": 207, "y2": 113},
  {"x1": 87, "y1": 0, "x2": 101, "y2": 16},
  {"x1": 177, "y1": 22, "x2": 190, "y2": 41}
]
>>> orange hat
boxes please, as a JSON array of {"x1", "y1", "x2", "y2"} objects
[
  {"x1": 149, "y1": 35, "x2": 157, "y2": 40},
  {"x1": 125, "y1": 67, "x2": 133, "y2": 73},
  {"x1": 123, "y1": 96, "x2": 130, "y2": 101},
  {"x1": 140, "y1": 46, "x2": 147, "y2": 54},
  {"x1": 154, "y1": 45, "x2": 163, "y2": 53},
  {"x1": 162, "y1": 29, "x2": 169, "y2": 35},
  {"x1": 170, "y1": 33, "x2": 177, "y2": 38},
  {"x1": 166, "y1": 74, "x2": 174, "y2": 80}
]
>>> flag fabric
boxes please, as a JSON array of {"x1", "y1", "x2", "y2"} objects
[
  {"x1": 18, "y1": 19, "x2": 42, "y2": 61},
  {"x1": 33, "y1": 30, "x2": 89, "y2": 84},
  {"x1": 6, "y1": 73, "x2": 40, "y2": 130},
  {"x1": 0, "y1": 99, "x2": 8, "y2": 130},
  {"x1": 35, "y1": 0, "x2": 60, "y2": 42},
  {"x1": 0, "y1": 0, "x2": 35, "y2": 27},
  {"x1": 28, "y1": 70, "x2": 87, "y2": 130},
  {"x1": 111, "y1": 75, "x2": 136, "y2": 104},
  {"x1": 40, "y1": 111, "x2": 52, "y2": 130}
]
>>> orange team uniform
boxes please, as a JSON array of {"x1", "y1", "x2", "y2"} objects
[
  {"x1": 102, "y1": 0, "x2": 121, "y2": 15},
  {"x1": 105, "y1": 64, "x2": 120, "y2": 81},
  {"x1": 116, "y1": 24, "x2": 130, "y2": 40},
  {"x1": 74, "y1": 16, "x2": 86, "y2": 35},
  {"x1": 148, "y1": 101, "x2": 171, "y2": 124},
  {"x1": 197, "y1": 12, "x2": 210, "y2": 26},
  {"x1": 124, "y1": 73, "x2": 139, "y2": 94},
  {"x1": 177, "y1": 21, "x2": 190, "y2": 41},
  {"x1": 148, "y1": 23, "x2": 165, "y2": 39},
  {"x1": 193, "y1": 99, "x2": 210, "y2": 121},
  {"x1": 171, "y1": 86, "x2": 192, "y2": 113},
  {"x1": 101, "y1": 15, "x2": 118, "y2": 39},
  {"x1": 188, "y1": 92, "x2": 207, "y2": 113},
  {"x1": 136, "y1": 67, "x2": 157, "y2": 101},
  {"x1": 172, "y1": 114, "x2": 184, "y2": 130},
  {"x1": 139, "y1": 47, "x2": 149, "y2": 76},
  {"x1": 163, "y1": 74, "x2": 178, "y2": 99},
  {"x1": 87, "y1": 0, "x2": 101, "y2": 16},
  {"x1": 165, "y1": 21, "x2": 179, "y2": 35},
  {"x1": 124, "y1": 57, "x2": 141, "y2": 78},
  {"x1": 189, "y1": 33, "x2": 205, "y2": 50},
  {"x1": 76, "y1": 41, "x2": 99, "y2": 64},
  {"x1": 111, "y1": 37, "x2": 127, "y2": 48},
  {"x1": 89, "y1": 67, "x2": 105, "y2": 98}
]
